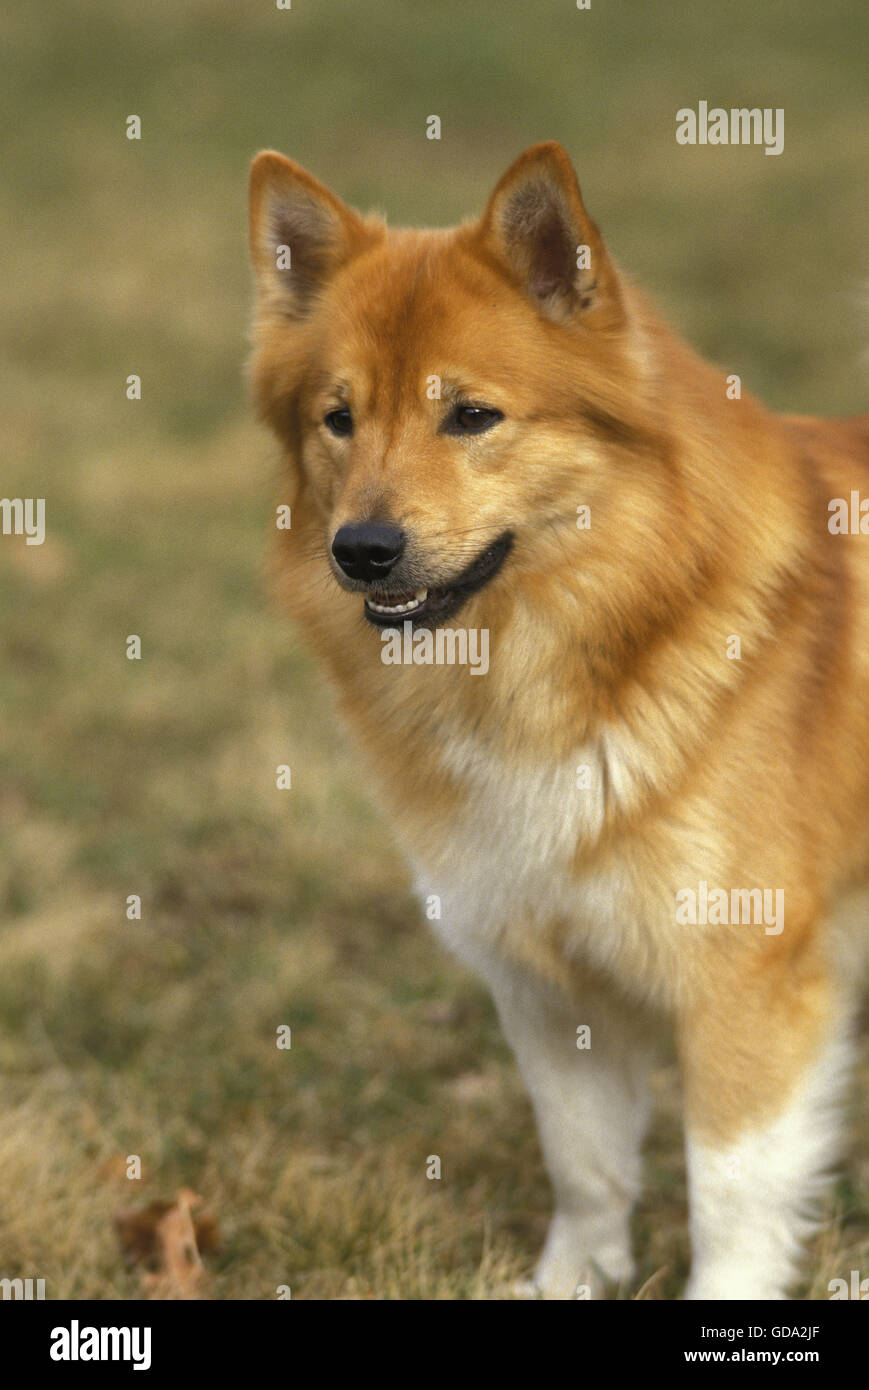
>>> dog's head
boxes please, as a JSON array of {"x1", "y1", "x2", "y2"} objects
[{"x1": 248, "y1": 143, "x2": 675, "y2": 632}]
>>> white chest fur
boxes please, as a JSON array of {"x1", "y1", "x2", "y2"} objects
[{"x1": 403, "y1": 734, "x2": 665, "y2": 997}]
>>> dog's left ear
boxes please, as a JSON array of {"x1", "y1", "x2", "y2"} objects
[{"x1": 476, "y1": 143, "x2": 624, "y2": 328}]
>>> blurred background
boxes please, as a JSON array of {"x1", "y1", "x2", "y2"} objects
[{"x1": 0, "y1": 0, "x2": 866, "y2": 1298}]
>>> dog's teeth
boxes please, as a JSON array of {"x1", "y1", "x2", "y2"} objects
[{"x1": 366, "y1": 590, "x2": 427, "y2": 616}]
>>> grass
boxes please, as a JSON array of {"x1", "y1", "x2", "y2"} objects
[{"x1": 0, "y1": 0, "x2": 866, "y2": 1299}]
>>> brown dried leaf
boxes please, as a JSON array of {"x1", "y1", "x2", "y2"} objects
[{"x1": 114, "y1": 1188, "x2": 220, "y2": 1299}]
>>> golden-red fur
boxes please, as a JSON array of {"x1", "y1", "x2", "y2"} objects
[{"x1": 248, "y1": 143, "x2": 869, "y2": 1297}]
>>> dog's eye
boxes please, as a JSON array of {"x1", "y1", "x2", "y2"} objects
[
  {"x1": 324, "y1": 408, "x2": 353, "y2": 436},
  {"x1": 446, "y1": 405, "x2": 504, "y2": 435}
]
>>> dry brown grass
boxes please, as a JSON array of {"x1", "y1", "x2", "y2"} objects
[{"x1": 0, "y1": 0, "x2": 866, "y2": 1300}]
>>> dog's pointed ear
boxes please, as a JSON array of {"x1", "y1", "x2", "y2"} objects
[
  {"x1": 476, "y1": 143, "x2": 623, "y2": 328},
  {"x1": 249, "y1": 152, "x2": 375, "y2": 318}
]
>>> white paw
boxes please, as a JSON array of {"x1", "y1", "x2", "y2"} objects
[
  {"x1": 685, "y1": 1269, "x2": 788, "y2": 1300},
  {"x1": 533, "y1": 1211, "x2": 635, "y2": 1299}
]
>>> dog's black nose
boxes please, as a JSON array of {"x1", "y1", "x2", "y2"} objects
[{"x1": 331, "y1": 522, "x2": 406, "y2": 582}]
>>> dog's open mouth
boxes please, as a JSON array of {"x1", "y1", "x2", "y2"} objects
[{"x1": 363, "y1": 531, "x2": 513, "y2": 628}]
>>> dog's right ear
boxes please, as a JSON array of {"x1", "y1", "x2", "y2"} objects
[{"x1": 249, "y1": 152, "x2": 374, "y2": 319}]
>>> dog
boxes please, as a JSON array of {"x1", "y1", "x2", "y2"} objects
[{"x1": 247, "y1": 142, "x2": 869, "y2": 1299}]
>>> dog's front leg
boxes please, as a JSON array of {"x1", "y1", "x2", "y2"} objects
[
  {"x1": 486, "y1": 960, "x2": 654, "y2": 1299},
  {"x1": 680, "y1": 960, "x2": 855, "y2": 1300}
]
